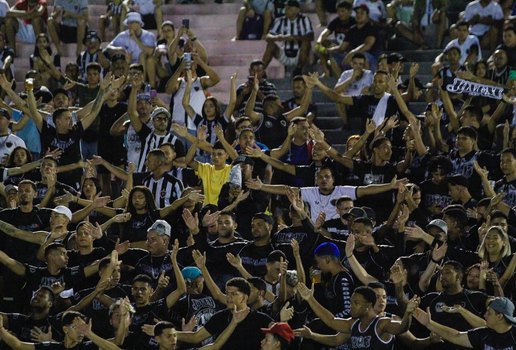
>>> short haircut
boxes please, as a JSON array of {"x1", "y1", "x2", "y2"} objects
[
  {"x1": 457, "y1": 126, "x2": 478, "y2": 140},
  {"x1": 291, "y1": 116, "x2": 307, "y2": 125},
  {"x1": 368, "y1": 281, "x2": 386, "y2": 290},
  {"x1": 374, "y1": 70, "x2": 389, "y2": 77},
  {"x1": 352, "y1": 52, "x2": 366, "y2": 61},
  {"x1": 235, "y1": 117, "x2": 251, "y2": 129},
  {"x1": 463, "y1": 106, "x2": 483, "y2": 123},
  {"x1": 36, "y1": 286, "x2": 56, "y2": 303},
  {"x1": 52, "y1": 107, "x2": 70, "y2": 124},
  {"x1": 226, "y1": 277, "x2": 251, "y2": 296},
  {"x1": 154, "y1": 321, "x2": 175, "y2": 337},
  {"x1": 18, "y1": 179, "x2": 37, "y2": 191},
  {"x1": 250, "y1": 60, "x2": 264, "y2": 69},
  {"x1": 132, "y1": 274, "x2": 153, "y2": 285},
  {"x1": 371, "y1": 136, "x2": 389, "y2": 150},
  {"x1": 267, "y1": 250, "x2": 287, "y2": 263},
  {"x1": 317, "y1": 165, "x2": 336, "y2": 179},
  {"x1": 263, "y1": 94, "x2": 279, "y2": 104},
  {"x1": 500, "y1": 148, "x2": 516, "y2": 158},
  {"x1": 456, "y1": 20, "x2": 469, "y2": 28},
  {"x1": 337, "y1": 1, "x2": 352, "y2": 10},
  {"x1": 62, "y1": 311, "x2": 86, "y2": 327},
  {"x1": 247, "y1": 277, "x2": 267, "y2": 291},
  {"x1": 292, "y1": 75, "x2": 305, "y2": 83},
  {"x1": 354, "y1": 286, "x2": 377, "y2": 306},
  {"x1": 86, "y1": 62, "x2": 102, "y2": 73},
  {"x1": 213, "y1": 141, "x2": 226, "y2": 151},
  {"x1": 238, "y1": 128, "x2": 254, "y2": 139},
  {"x1": 44, "y1": 242, "x2": 65, "y2": 258},
  {"x1": 42, "y1": 155, "x2": 59, "y2": 166},
  {"x1": 353, "y1": 216, "x2": 373, "y2": 228},
  {"x1": 505, "y1": 26, "x2": 516, "y2": 35},
  {"x1": 445, "y1": 46, "x2": 461, "y2": 55},
  {"x1": 443, "y1": 260, "x2": 464, "y2": 279},
  {"x1": 219, "y1": 211, "x2": 236, "y2": 222},
  {"x1": 148, "y1": 148, "x2": 166, "y2": 162},
  {"x1": 159, "y1": 142, "x2": 176, "y2": 152}
]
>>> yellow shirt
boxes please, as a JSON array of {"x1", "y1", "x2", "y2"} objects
[{"x1": 196, "y1": 163, "x2": 232, "y2": 205}]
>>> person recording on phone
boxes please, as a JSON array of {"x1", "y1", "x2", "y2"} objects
[{"x1": 166, "y1": 25, "x2": 220, "y2": 138}]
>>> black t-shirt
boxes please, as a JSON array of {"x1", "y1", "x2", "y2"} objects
[
  {"x1": 121, "y1": 209, "x2": 161, "y2": 243},
  {"x1": 449, "y1": 149, "x2": 498, "y2": 199},
  {"x1": 5, "y1": 313, "x2": 63, "y2": 344},
  {"x1": 204, "y1": 309, "x2": 273, "y2": 350},
  {"x1": 67, "y1": 248, "x2": 106, "y2": 291},
  {"x1": 419, "y1": 179, "x2": 453, "y2": 215},
  {"x1": 40, "y1": 120, "x2": 84, "y2": 188},
  {"x1": 498, "y1": 43, "x2": 516, "y2": 67},
  {"x1": 467, "y1": 326, "x2": 516, "y2": 350},
  {"x1": 352, "y1": 94, "x2": 399, "y2": 129},
  {"x1": 327, "y1": 16, "x2": 356, "y2": 45},
  {"x1": 34, "y1": 181, "x2": 78, "y2": 206},
  {"x1": 314, "y1": 270, "x2": 354, "y2": 318},
  {"x1": 97, "y1": 102, "x2": 128, "y2": 165},
  {"x1": 131, "y1": 299, "x2": 171, "y2": 332},
  {"x1": 238, "y1": 242, "x2": 275, "y2": 277},
  {"x1": 134, "y1": 252, "x2": 178, "y2": 291},
  {"x1": 322, "y1": 218, "x2": 349, "y2": 240},
  {"x1": 24, "y1": 265, "x2": 86, "y2": 295},
  {"x1": 34, "y1": 341, "x2": 98, "y2": 350},
  {"x1": 344, "y1": 22, "x2": 381, "y2": 55},
  {"x1": 255, "y1": 114, "x2": 288, "y2": 149},
  {"x1": 495, "y1": 177, "x2": 516, "y2": 208}
]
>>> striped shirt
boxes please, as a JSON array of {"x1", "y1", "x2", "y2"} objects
[
  {"x1": 269, "y1": 13, "x2": 313, "y2": 57},
  {"x1": 136, "y1": 172, "x2": 184, "y2": 208},
  {"x1": 136, "y1": 124, "x2": 185, "y2": 172}
]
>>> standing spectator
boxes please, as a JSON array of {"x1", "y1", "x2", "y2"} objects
[
  {"x1": 463, "y1": 0, "x2": 504, "y2": 51},
  {"x1": 106, "y1": 12, "x2": 156, "y2": 66},
  {"x1": 236, "y1": 0, "x2": 273, "y2": 40},
  {"x1": 412, "y1": 0, "x2": 447, "y2": 49},
  {"x1": 4, "y1": 0, "x2": 47, "y2": 55},
  {"x1": 262, "y1": 0, "x2": 314, "y2": 76},
  {"x1": 99, "y1": 0, "x2": 124, "y2": 42},
  {"x1": 235, "y1": 60, "x2": 277, "y2": 116},
  {"x1": 315, "y1": 1, "x2": 356, "y2": 77},
  {"x1": 47, "y1": 0, "x2": 88, "y2": 57}
]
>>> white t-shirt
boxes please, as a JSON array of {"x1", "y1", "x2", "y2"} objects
[
  {"x1": 300, "y1": 186, "x2": 357, "y2": 220},
  {"x1": 463, "y1": 0, "x2": 503, "y2": 37},
  {"x1": 0, "y1": 0, "x2": 9, "y2": 17},
  {"x1": 336, "y1": 69, "x2": 374, "y2": 96},
  {"x1": 353, "y1": 0, "x2": 387, "y2": 22},
  {"x1": 444, "y1": 35, "x2": 482, "y2": 65},
  {"x1": 0, "y1": 133, "x2": 26, "y2": 160},
  {"x1": 108, "y1": 29, "x2": 156, "y2": 64},
  {"x1": 172, "y1": 77, "x2": 206, "y2": 131}
]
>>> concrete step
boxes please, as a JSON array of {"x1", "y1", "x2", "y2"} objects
[{"x1": 86, "y1": 3, "x2": 243, "y2": 17}]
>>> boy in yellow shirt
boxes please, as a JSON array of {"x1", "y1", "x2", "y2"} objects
[{"x1": 186, "y1": 140, "x2": 232, "y2": 205}]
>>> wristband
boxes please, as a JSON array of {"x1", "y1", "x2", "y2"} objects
[
  {"x1": 346, "y1": 253, "x2": 353, "y2": 259},
  {"x1": 431, "y1": 257, "x2": 442, "y2": 264}
]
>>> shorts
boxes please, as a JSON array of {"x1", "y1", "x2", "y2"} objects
[
  {"x1": 278, "y1": 50, "x2": 299, "y2": 67},
  {"x1": 58, "y1": 24, "x2": 79, "y2": 43},
  {"x1": 142, "y1": 13, "x2": 157, "y2": 30},
  {"x1": 16, "y1": 19, "x2": 36, "y2": 43}
]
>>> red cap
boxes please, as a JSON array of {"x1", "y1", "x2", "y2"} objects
[{"x1": 261, "y1": 323, "x2": 295, "y2": 343}]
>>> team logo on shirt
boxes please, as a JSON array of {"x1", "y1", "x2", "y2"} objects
[
  {"x1": 265, "y1": 121, "x2": 273, "y2": 128},
  {"x1": 280, "y1": 120, "x2": 287, "y2": 127},
  {"x1": 161, "y1": 190, "x2": 167, "y2": 198}
]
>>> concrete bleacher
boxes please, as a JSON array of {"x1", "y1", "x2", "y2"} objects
[{"x1": 7, "y1": 0, "x2": 441, "y2": 152}]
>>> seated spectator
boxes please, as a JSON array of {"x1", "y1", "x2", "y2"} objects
[
  {"x1": 47, "y1": 0, "x2": 88, "y2": 57},
  {"x1": 487, "y1": 49, "x2": 513, "y2": 86},
  {"x1": 412, "y1": 0, "x2": 446, "y2": 49},
  {"x1": 497, "y1": 26, "x2": 516, "y2": 67},
  {"x1": 122, "y1": 0, "x2": 163, "y2": 37},
  {"x1": 106, "y1": 12, "x2": 156, "y2": 66},
  {"x1": 353, "y1": 0, "x2": 388, "y2": 23},
  {"x1": 99, "y1": 0, "x2": 124, "y2": 41},
  {"x1": 236, "y1": 0, "x2": 273, "y2": 40},
  {"x1": 440, "y1": 21, "x2": 482, "y2": 67},
  {"x1": 77, "y1": 31, "x2": 110, "y2": 82},
  {"x1": 0, "y1": 32, "x2": 14, "y2": 92},
  {"x1": 4, "y1": 0, "x2": 47, "y2": 55},
  {"x1": 30, "y1": 33, "x2": 61, "y2": 91},
  {"x1": 262, "y1": 0, "x2": 314, "y2": 76},
  {"x1": 235, "y1": 60, "x2": 277, "y2": 116},
  {"x1": 315, "y1": 0, "x2": 338, "y2": 27},
  {"x1": 386, "y1": 0, "x2": 427, "y2": 48},
  {"x1": 464, "y1": 0, "x2": 504, "y2": 51},
  {"x1": 315, "y1": 1, "x2": 356, "y2": 77}
]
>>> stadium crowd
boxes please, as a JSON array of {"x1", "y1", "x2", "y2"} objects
[{"x1": 0, "y1": 0, "x2": 516, "y2": 349}]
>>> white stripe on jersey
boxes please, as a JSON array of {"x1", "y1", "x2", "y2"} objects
[
  {"x1": 143, "y1": 173, "x2": 184, "y2": 208},
  {"x1": 136, "y1": 132, "x2": 181, "y2": 172}
]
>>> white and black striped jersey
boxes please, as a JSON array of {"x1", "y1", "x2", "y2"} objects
[
  {"x1": 269, "y1": 14, "x2": 313, "y2": 57},
  {"x1": 136, "y1": 124, "x2": 186, "y2": 172},
  {"x1": 136, "y1": 172, "x2": 184, "y2": 209}
]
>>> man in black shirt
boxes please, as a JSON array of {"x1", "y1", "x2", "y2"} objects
[
  {"x1": 238, "y1": 213, "x2": 276, "y2": 277},
  {"x1": 282, "y1": 76, "x2": 317, "y2": 122},
  {"x1": 414, "y1": 297, "x2": 516, "y2": 350},
  {"x1": 176, "y1": 277, "x2": 273, "y2": 350},
  {"x1": 235, "y1": 60, "x2": 277, "y2": 115}
]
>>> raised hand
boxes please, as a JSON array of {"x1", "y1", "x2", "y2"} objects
[
  {"x1": 295, "y1": 282, "x2": 313, "y2": 301},
  {"x1": 187, "y1": 190, "x2": 205, "y2": 203},
  {"x1": 473, "y1": 160, "x2": 489, "y2": 179},
  {"x1": 157, "y1": 271, "x2": 170, "y2": 289},
  {"x1": 294, "y1": 326, "x2": 313, "y2": 339},
  {"x1": 114, "y1": 239, "x2": 130, "y2": 255},
  {"x1": 365, "y1": 119, "x2": 376, "y2": 134},
  {"x1": 182, "y1": 208, "x2": 199, "y2": 231},
  {"x1": 30, "y1": 326, "x2": 52, "y2": 342},
  {"x1": 113, "y1": 212, "x2": 132, "y2": 223},
  {"x1": 182, "y1": 316, "x2": 198, "y2": 331},
  {"x1": 172, "y1": 123, "x2": 188, "y2": 138},
  {"x1": 409, "y1": 63, "x2": 420, "y2": 78},
  {"x1": 232, "y1": 305, "x2": 250, "y2": 323},
  {"x1": 192, "y1": 249, "x2": 206, "y2": 268},
  {"x1": 406, "y1": 295, "x2": 421, "y2": 313},
  {"x1": 226, "y1": 252, "x2": 242, "y2": 267},
  {"x1": 413, "y1": 308, "x2": 431, "y2": 327},
  {"x1": 431, "y1": 242, "x2": 448, "y2": 262},
  {"x1": 389, "y1": 262, "x2": 404, "y2": 285},
  {"x1": 201, "y1": 210, "x2": 220, "y2": 228},
  {"x1": 291, "y1": 239, "x2": 300, "y2": 257},
  {"x1": 280, "y1": 301, "x2": 294, "y2": 322},
  {"x1": 314, "y1": 211, "x2": 326, "y2": 230},
  {"x1": 244, "y1": 176, "x2": 263, "y2": 190},
  {"x1": 171, "y1": 239, "x2": 180, "y2": 262},
  {"x1": 441, "y1": 305, "x2": 462, "y2": 314}
]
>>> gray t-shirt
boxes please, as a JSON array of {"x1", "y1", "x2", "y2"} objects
[{"x1": 54, "y1": 0, "x2": 88, "y2": 27}]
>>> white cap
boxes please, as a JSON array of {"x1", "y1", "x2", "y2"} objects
[
  {"x1": 51, "y1": 205, "x2": 72, "y2": 221},
  {"x1": 124, "y1": 12, "x2": 144, "y2": 26},
  {"x1": 147, "y1": 220, "x2": 171, "y2": 237}
]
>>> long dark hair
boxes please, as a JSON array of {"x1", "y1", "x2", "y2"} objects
[
  {"x1": 80, "y1": 177, "x2": 102, "y2": 199},
  {"x1": 125, "y1": 186, "x2": 157, "y2": 214},
  {"x1": 201, "y1": 96, "x2": 222, "y2": 121},
  {"x1": 33, "y1": 33, "x2": 52, "y2": 58},
  {"x1": 7, "y1": 146, "x2": 32, "y2": 167}
]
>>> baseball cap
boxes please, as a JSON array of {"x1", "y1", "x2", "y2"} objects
[
  {"x1": 252, "y1": 212, "x2": 274, "y2": 225},
  {"x1": 387, "y1": 52, "x2": 407, "y2": 64},
  {"x1": 489, "y1": 297, "x2": 516, "y2": 324},
  {"x1": 443, "y1": 204, "x2": 468, "y2": 222},
  {"x1": 314, "y1": 242, "x2": 340, "y2": 258},
  {"x1": 353, "y1": 4, "x2": 369, "y2": 13},
  {"x1": 342, "y1": 207, "x2": 368, "y2": 221},
  {"x1": 83, "y1": 31, "x2": 100, "y2": 44},
  {"x1": 150, "y1": 107, "x2": 171, "y2": 119},
  {"x1": 137, "y1": 93, "x2": 151, "y2": 102},
  {"x1": 181, "y1": 266, "x2": 202, "y2": 282},
  {"x1": 0, "y1": 108, "x2": 10, "y2": 120},
  {"x1": 426, "y1": 219, "x2": 448, "y2": 235},
  {"x1": 234, "y1": 155, "x2": 255, "y2": 167},
  {"x1": 361, "y1": 206, "x2": 376, "y2": 221},
  {"x1": 111, "y1": 53, "x2": 126, "y2": 63},
  {"x1": 261, "y1": 323, "x2": 295, "y2": 343},
  {"x1": 4, "y1": 184, "x2": 18, "y2": 194},
  {"x1": 147, "y1": 220, "x2": 171, "y2": 237},
  {"x1": 51, "y1": 205, "x2": 72, "y2": 221},
  {"x1": 448, "y1": 174, "x2": 468, "y2": 187}
]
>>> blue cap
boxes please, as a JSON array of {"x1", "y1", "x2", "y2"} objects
[
  {"x1": 314, "y1": 242, "x2": 340, "y2": 258},
  {"x1": 182, "y1": 266, "x2": 202, "y2": 282}
]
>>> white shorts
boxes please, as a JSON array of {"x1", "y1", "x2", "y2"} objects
[
  {"x1": 278, "y1": 50, "x2": 299, "y2": 67},
  {"x1": 16, "y1": 19, "x2": 36, "y2": 43}
]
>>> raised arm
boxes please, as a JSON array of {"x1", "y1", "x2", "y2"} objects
[
  {"x1": 166, "y1": 240, "x2": 187, "y2": 308},
  {"x1": 244, "y1": 176, "x2": 290, "y2": 195},
  {"x1": 225, "y1": 73, "x2": 238, "y2": 118},
  {"x1": 192, "y1": 250, "x2": 227, "y2": 305},
  {"x1": 344, "y1": 235, "x2": 378, "y2": 284},
  {"x1": 0, "y1": 250, "x2": 26, "y2": 276},
  {"x1": 379, "y1": 296, "x2": 419, "y2": 335},
  {"x1": 25, "y1": 85, "x2": 43, "y2": 132},
  {"x1": 244, "y1": 76, "x2": 262, "y2": 125},
  {"x1": 182, "y1": 69, "x2": 197, "y2": 119},
  {"x1": 128, "y1": 84, "x2": 142, "y2": 132},
  {"x1": 413, "y1": 308, "x2": 472, "y2": 348},
  {"x1": 197, "y1": 55, "x2": 220, "y2": 89},
  {"x1": 307, "y1": 74, "x2": 353, "y2": 105},
  {"x1": 0, "y1": 221, "x2": 48, "y2": 245},
  {"x1": 246, "y1": 146, "x2": 295, "y2": 175},
  {"x1": 0, "y1": 317, "x2": 35, "y2": 350}
]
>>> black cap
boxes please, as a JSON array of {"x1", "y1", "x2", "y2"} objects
[
  {"x1": 111, "y1": 53, "x2": 126, "y2": 63},
  {"x1": 234, "y1": 155, "x2": 255, "y2": 167},
  {"x1": 52, "y1": 88, "x2": 69, "y2": 98},
  {"x1": 448, "y1": 174, "x2": 468, "y2": 187},
  {"x1": 253, "y1": 212, "x2": 274, "y2": 225},
  {"x1": 83, "y1": 30, "x2": 100, "y2": 44},
  {"x1": 361, "y1": 206, "x2": 376, "y2": 220},
  {"x1": 443, "y1": 204, "x2": 467, "y2": 222},
  {"x1": 342, "y1": 207, "x2": 368, "y2": 221},
  {"x1": 353, "y1": 4, "x2": 369, "y2": 13},
  {"x1": 286, "y1": 0, "x2": 300, "y2": 7},
  {"x1": 387, "y1": 53, "x2": 407, "y2": 64},
  {"x1": 0, "y1": 108, "x2": 10, "y2": 120}
]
